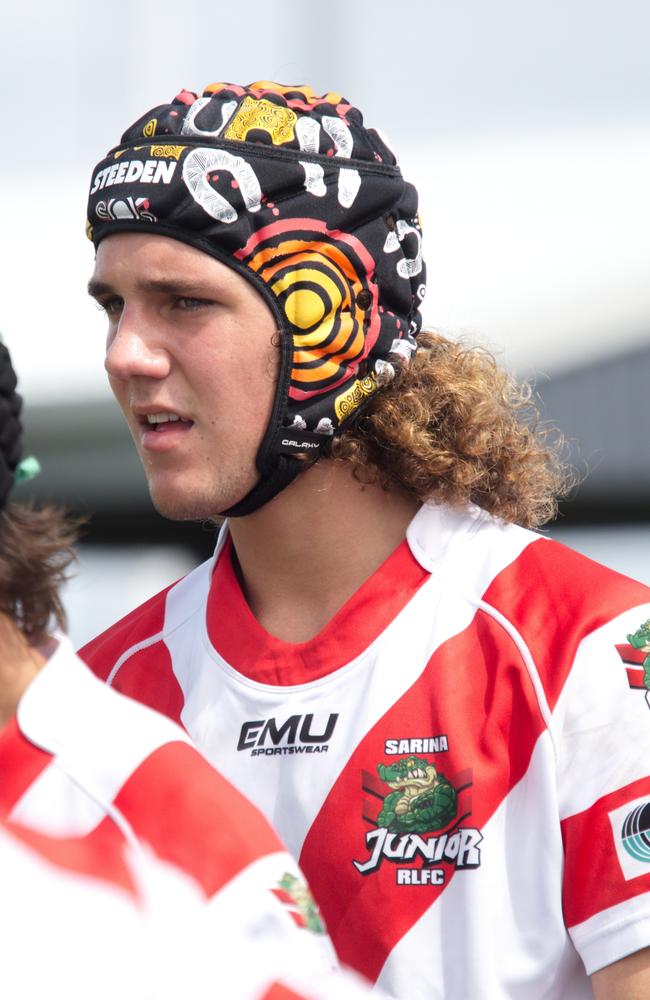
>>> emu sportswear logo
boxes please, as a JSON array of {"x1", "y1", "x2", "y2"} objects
[
  {"x1": 237, "y1": 713, "x2": 338, "y2": 757},
  {"x1": 610, "y1": 796, "x2": 650, "y2": 880}
]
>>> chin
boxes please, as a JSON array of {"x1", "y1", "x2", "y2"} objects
[
  {"x1": 151, "y1": 496, "x2": 218, "y2": 522},
  {"x1": 147, "y1": 475, "x2": 256, "y2": 521}
]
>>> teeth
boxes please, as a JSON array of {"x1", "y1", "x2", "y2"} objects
[{"x1": 147, "y1": 413, "x2": 181, "y2": 425}]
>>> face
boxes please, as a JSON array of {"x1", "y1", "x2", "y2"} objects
[{"x1": 89, "y1": 233, "x2": 279, "y2": 519}]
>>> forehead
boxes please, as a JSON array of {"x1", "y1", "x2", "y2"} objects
[{"x1": 91, "y1": 232, "x2": 252, "y2": 295}]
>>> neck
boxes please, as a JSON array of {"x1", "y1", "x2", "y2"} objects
[
  {"x1": 0, "y1": 615, "x2": 47, "y2": 730},
  {"x1": 227, "y1": 460, "x2": 420, "y2": 643}
]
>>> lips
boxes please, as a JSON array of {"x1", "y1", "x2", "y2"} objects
[
  {"x1": 144, "y1": 412, "x2": 193, "y2": 432},
  {"x1": 134, "y1": 408, "x2": 195, "y2": 452}
]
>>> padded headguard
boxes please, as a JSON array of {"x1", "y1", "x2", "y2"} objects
[{"x1": 86, "y1": 82, "x2": 426, "y2": 515}]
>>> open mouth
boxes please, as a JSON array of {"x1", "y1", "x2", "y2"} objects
[{"x1": 143, "y1": 412, "x2": 194, "y2": 432}]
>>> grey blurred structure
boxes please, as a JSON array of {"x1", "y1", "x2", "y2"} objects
[
  {"x1": 22, "y1": 400, "x2": 217, "y2": 557},
  {"x1": 539, "y1": 344, "x2": 650, "y2": 518}
]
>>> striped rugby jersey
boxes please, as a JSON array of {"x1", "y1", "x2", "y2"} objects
[
  {"x1": 0, "y1": 636, "x2": 336, "y2": 990},
  {"x1": 80, "y1": 503, "x2": 650, "y2": 999},
  {"x1": 1, "y1": 819, "x2": 372, "y2": 1000},
  {"x1": 0, "y1": 819, "x2": 206, "y2": 1000}
]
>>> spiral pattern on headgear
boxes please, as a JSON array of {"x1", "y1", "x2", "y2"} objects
[
  {"x1": 0, "y1": 344, "x2": 23, "y2": 509},
  {"x1": 237, "y1": 220, "x2": 380, "y2": 401}
]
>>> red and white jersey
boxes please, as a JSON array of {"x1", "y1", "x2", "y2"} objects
[
  {"x1": 0, "y1": 636, "x2": 336, "y2": 986},
  {"x1": 81, "y1": 502, "x2": 650, "y2": 999},
  {"x1": 0, "y1": 819, "x2": 205, "y2": 1000},
  {"x1": 1, "y1": 819, "x2": 373, "y2": 1000}
]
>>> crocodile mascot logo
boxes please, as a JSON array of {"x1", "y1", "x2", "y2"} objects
[
  {"x1": 272, "y1": 872, "x2": 326, "y2": 934},
  {"x1": 616, "y1": 619, "x2": 650, "y2": 711},
  {"x1": 626, "y1": 621, "x2": 650, "y2": 689},
  {"x1": 377, "y1": 756, "x2": 457, "y2": 833},
  {"x1": 354, "y1": 753, "x2": 482, "y2": 881}
]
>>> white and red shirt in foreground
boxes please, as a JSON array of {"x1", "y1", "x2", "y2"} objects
[
  {"x1": 1, "y1": 819, "x2": 373, "y2": 1000},
  {"x1": 0, "y1": 636, "x2": 336, "y2": 988},
  {"x1": 80, "y1": 503, "x2": 650, "y2": 1000}
]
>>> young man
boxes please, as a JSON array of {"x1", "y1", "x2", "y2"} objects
[
  {"x1": 0, "y1": 340, "x2": 364, "y2": 999},
  {"x1": 83, "y1": 81, "x2": 650, "y2": 998}
]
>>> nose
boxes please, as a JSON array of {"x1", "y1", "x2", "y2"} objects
[{"x1": 104, "y1": 308, "x2": 171, "y2": 382}]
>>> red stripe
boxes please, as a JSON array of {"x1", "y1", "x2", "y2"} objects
[
  {"x1": 0, "y1": 717, "x2": 51, "y2": 818},
  {"x1": 207, "y1": 536, "x2": 429, "y2": 685},
  {"x1": 617, "y1": 644, "x2": 646, "y2": 666},
  {"x1": 626, "y1": 667, "x2": 646, "y2": 690},
  {"x1": 260, "y1": 985, "x2": 306, "y2": 1000},
  {"x1": 562, "y1": 776, "x2": 650, "y2": 928},
  {"x1": 79, "y1": 584, "x2": 185, "y2": 722},
  {"x1": 112, "y1": 741, "x2": 284, "y2": 897},
  {"x1": 234, "y1": 217, "x2": 379, "y2": 276},
  {"x1": 299, "y1": 610, "x2": 545, "y2": 984},
  {"x1": 270, "y1": 889, "x2": 309, "y2": 929},
  {"x1": 484, "y1": 538, "x2": 650, "y2": 712},
  {"x1": 361, "y1": 770, "x2": 385, "y2": 798},
  {"x1": 4, "y1": 820, "x2": 138, "y2": 897},
  {"x1": 271, "y1": 888, "x2": 294, "y2": 905},
  {"x1": 79, "y1": 583, "x2": 173, "y2": 682},
  {"x1": 1, "y1": 727, "x2": 284, "y2": 902},
  {"x1": 106, "y1": 639, "x2": 184, "y2": 724}
]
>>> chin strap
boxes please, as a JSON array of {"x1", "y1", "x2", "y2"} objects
[
  {"x1": 220, "y1": 455, "x2": 306, "y2": 517},
  {"x1": 220, "y1": 331, "x2": 324, "y2": 518},
  {"x1": 220, "y1": 421, "x2": 327, "y2": 516}
]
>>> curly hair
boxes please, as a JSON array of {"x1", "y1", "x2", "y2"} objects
[
  {"x1": 0, "y1": 503, "x2": 83, "y2": 642},
  {"x1": 330, "y1": 332, "x2": 573, "y2": 529}
]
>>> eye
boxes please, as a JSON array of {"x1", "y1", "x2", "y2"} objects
[
  {"x1": 96, "y1": 295, "x2": 123, "y2": 318},
  {"x1": 174, "y1": 296, "x2": 212, "y2": 311}
]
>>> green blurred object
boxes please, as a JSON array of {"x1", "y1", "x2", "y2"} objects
[{"x1": 15, "y1": 456, "x2": 41, "y2": 483}]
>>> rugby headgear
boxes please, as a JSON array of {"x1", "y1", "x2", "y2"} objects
[{"x1": 86, "y1": 82, "x2": 426, "y2": 515}]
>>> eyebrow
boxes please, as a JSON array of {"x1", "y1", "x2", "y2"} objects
[{"x1": 87, "y1": 277, "x2": 213, "y2": 298}]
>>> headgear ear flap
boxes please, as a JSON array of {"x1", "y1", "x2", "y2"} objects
[{"x1": 87, "y1": 81, "x2": 426, "y2": 515}]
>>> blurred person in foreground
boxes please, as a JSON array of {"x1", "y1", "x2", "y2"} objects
[
  {"x1": 82, "y1": 80, "x2": 650, "y2": 999},
  {"x1": 0, "y1": 341, "x2": 375, "y2": 999},
  {"x1": 1, "y1": 819, "x2": 376, "y2": 1000}
]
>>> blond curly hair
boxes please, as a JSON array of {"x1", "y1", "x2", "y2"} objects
[{"x1": 330, "y1": 332, "x2": 573, "y2": 529}]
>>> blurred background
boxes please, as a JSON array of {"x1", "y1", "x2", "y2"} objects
[{"x1": 2, "y1": 0, "x2": 649, "y2": 645}]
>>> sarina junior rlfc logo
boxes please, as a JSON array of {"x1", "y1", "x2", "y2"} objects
[
  {"x1": 272, "y1": 872, "x2": 327, "y2": 935},
  {"x1": 616, "y1": 619, "x2": 650, "y2": 711},
  {"x1": 353, "y1": 744, "x2": 482, "y2": 885}
]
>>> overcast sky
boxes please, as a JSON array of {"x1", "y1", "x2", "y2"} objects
[{"x1": 4, "y1": 0, "x2": 650, "y2": 156}]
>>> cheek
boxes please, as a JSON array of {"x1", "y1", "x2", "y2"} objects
[{"x1": 107, "y1": 375, "x2": 131, "y2": 417}]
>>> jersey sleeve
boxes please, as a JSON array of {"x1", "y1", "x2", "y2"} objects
[
  {"x1": 553, "y1": 600, "x2": 650, "y2": 974},
  {"x1": 484, "y1": 537, "x2": 650, "y2": 973}
]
